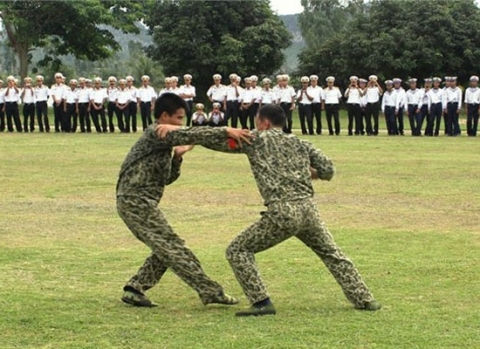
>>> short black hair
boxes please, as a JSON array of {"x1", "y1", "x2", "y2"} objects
[
  {"x1": 258, "y1": 104, "x2": 286, "y2": 127},
  {"x1": 154, "y1": 93, "x2": 188, "y2": 119}
]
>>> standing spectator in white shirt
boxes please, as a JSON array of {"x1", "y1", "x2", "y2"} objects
[
  {"x1": 50, "y1": 72, "x2": 67, "y2": 132},
  {"x1": 21, "y1": 77, "x2": 36, "y2": 133},
  {"x1": 393, "y1": 78, "x2": 406, "y2": 135},
  {"x1": 308, "y1": 75, "x2": 324, "y2": 135},
  {"x1": 419, "y1": 78, "x2": 432, "y2": 136},
  {"x1": 324, "y1": 76, "x2": 342, "y2": 135},
  {"x1": 405, "y1": 78, "x2": 424, "y2": 136},
  {"x1": 258, "y1": 78, "x2": 277, "y2": 108},
  {"x1": 444, "y1": 77, "x2": 462, "y2": 136},
  {"x1": 278, "y1": 75, "x2": 296, "y2": 133},
  {"x1": 63, "y1": 79, "x2": 79, "y2": 133},
  {"x1": 297, "y1": 76, "x2": 314, "y2": 135},
  {"x1": 426, "y1": 77, "x2": 445, "y2": 136},
  {"x1": 106, "y1": 76, "x2": 118, "y2": 133},
  {"x1": 239, "y1": 77, "x2": 256, "y2": 129},
  {"x1": 116, "y1": 79, "x2": 131, "y2": 133},
  {"x1": 137, "y1": 75, "x2": 157, "y2": 131},
  {"x1": 381, "y1": 80, "x2": 398, "y2": 135},
  {"x1": 158, "y1": 77, "x2": 173, "y2": 96},
  {"x1": 4, "y1": 75, "x2": 22, "y2": 132},
  {"x1": 208, "y1": 102, "x2": 225, "y2": 127},
  {"x1": 34, "y1": 75, "x2": 50, "y2": 133},
  {"x1": 206, "y1": 74, "x2": 227, "y2": 112},
  {"x1": 126, "y1": 76, "x2": 138, "y2": 133},
  {"x1": 365, "y1": 75, "x2": 382, "y2": 136},
  {"x1": 345, "y1": 76, "x2": 362, "y2": 136},
  {"x1": 0, "y1": 79, "x2": 5, "y2": 132},
  {"x1": 358, "y1": 78, "x2": 367, "y2": 135},
  {"x1": 250, "y1": 75, "x2": 262, "y2": 120},
  {"x1": 77, "y1": 78, "x2": 92, "y2": 133},
  {"x1": 89, "y1": 77, "x2": 108, "y2": 133},
  {"x1": 225, "y1": 73, "x2": 240, "y2": 128},
  {"x1": 170, "y1": 76, "x2": 181, "y2": 95},
  {"x1": 179, "y1": 74, "x2": 195, "y2": 127},
  {"x1": 442, "y1": 77, "x2": 452, "y2": 134},
  {"x1": 464, "y1": 75, "x2": 480, "y2": 137}
]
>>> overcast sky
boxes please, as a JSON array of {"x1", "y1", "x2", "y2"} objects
[{"x1": 270, "y1": 0, "x2": 303, "y2": 15}]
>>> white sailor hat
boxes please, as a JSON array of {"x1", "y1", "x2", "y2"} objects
[
  {"x1": 393, "y1": 78, "x2": 402, "y2": 83},
  {"x1": 108, "y1": 76, "x2": 117, "y2": 82},
  {"x1": 141, "y1": 75, "x2": 150, "y2": 81},
  {"x1": 244, "y1": 77, "x2": 253, "y2": 83},
  {"x1": 54, "y1": 72, "x2": 63, "y2": 79},
  {"x1": 14, "y1": 78, "x2": 19, "y2": 84},
  {"x1": 262, "y1": 78, "x2": 271, "y2": 84},
  {"x1": 69, "y1": 79, "x2": 78, "y2": 84},
  {"x1": 326, "y1": 76, "x2": 335, "y2": 82},
  {"x1": 309, "y1": 75, "x2": 319, "y2": 81},
  {"x1": 451, "y1": 76, "x2": 457, "y2": 81},
  {"x1": 276, "y1": 74, "x2": 282, "y2": 80},
  {"x1": 408, "y1": 78, "x2": 417, "y2": 83},
  {"x1": 24, "y1": 77, "x2": 32, "y2": 82},
  {"x1": 171, "y1": 76, "x2": 178, "y2": 82},
  {"x1": 236, "y1": 76, "x2": 242, "y2": 82},
  {"x1": 444, "y1": 76, "x2": 451, "y2": 81},
  {"x1": 250, "y1": 75, "x2": 258, "y2": 82},
  {"x1": 36, "y1": 75, "x2": 44, "y2": 81},
  {"x1": 212, "y1": 102, "x2": 221, "y2": 108},
  {"x1": 118, "y1": 79, "x2": 127, "y2": 85},
  {"x1": 432, "y1": 77, "x2": 442, "y2": 83},
  {"x1": 195, "y1": 103, "x2": 204, "y2": 109},
  {"x1": 213, "y1": 74, "x2": 222, "y2": 80},
  {"x1": 78, "y1": 77, "x2": 86, "y2": 83},
  {"x1": 350, "y1": 76, "x2": 359, "y2": 82},
  {"x1": 369, "y1": 75, "x2": 378, "y2": 81},
  {"x1": 164, "y1": 77, "x2": 172, "y2": 83},
  {"x1": 470, "y1": 75, "x2": 479, "y2": 82},
  {"x1": 86, "y1": 79, "x2": 92, "y2": 83},
  {"x1": 94, "y1": 77, "x2": 102, "y2": 83},
  {"x1": 125, "y1": 76, "x2": 134, "y2": 82},
  {"x1": 281, "y1": 74, "x2": 290, "y2": 81},
  {"x1": 183, "y1": 74, "x2": 192, "y2": 80},
  {"x1": 359, "y1": 78, "x2": 367, "y2": 83},
  {"x1": 301, "y1": 76, "x2": 310, "y2": 83},
  {"x1": 385, "y1": 80, "x2": 394, "y2": 85},
  {"x1": 424, "y1": 78, "x2": 433, "y2": 83},
  {"x1": 229, "y1": 73, "x2": 237, "y2": 80}
]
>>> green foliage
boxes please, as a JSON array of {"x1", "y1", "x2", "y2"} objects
[
  {"x1": 298, "y1": 0, "x2": 480, "y2": 87},
  {"x1": 145, "y1": 0, "x2": 292, "y2": 101}
]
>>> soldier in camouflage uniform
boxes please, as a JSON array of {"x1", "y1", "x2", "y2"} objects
[
  {"x1": 117, "y1": 93, "x2": 251, "y2": 308},
  {"x1": 158, "y1": 104, "x2": 381, "y2": 316}
]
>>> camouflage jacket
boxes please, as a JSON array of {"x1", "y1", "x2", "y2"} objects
[
  {"x1": 204, "y1": 128, "x2": 335, "y2": 206},
  {"x1": 116, "y1": 124, "x2": 229, "y2": 202}
]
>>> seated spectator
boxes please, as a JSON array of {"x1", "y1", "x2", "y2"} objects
[
  {"x1": 208, "y1": 102, "x2": 225, "y2": 127},
  {"x1": 192, "y1": 103, "x2": 208, "y2": 126}
]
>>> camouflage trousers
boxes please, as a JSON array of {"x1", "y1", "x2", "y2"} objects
[
  {"x1": 226, "y1": 198, "x2": 375, "y2": 306},
  {"x1": 117, "y1": 195, "x2": 224, "y2": 303}
]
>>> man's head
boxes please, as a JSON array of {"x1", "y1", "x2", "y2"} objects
[
  {"x1": 470, "y1": 75, "x2": 479, "y2": 88},
  {"x1": 393, "y1": 78, "x2": 402, "y2": 89},
  {"x1": 385, "y1": 80, "x2": 393, "y2": 91},
  {"x1": 126, "y1": 76, "x2": 134, "y2": 87},
  {"x1": 409, "y1": 78, "x2": 417, "y2": 90},
  {"x1": 213, "y1": 74, "x2": 222, "y2": 86},
  {"x1": 212, "y1": 102, "x2": 221, "y2": 112},
  {"x1": 450, "y1": 77, "x2": 457, "y2": 87},
  {"x1": 108, "y1": 76, "x2": 117, "y2": 87},
  {"x1": 433, "y1": 77, "x2": 441, "y2": 88},
  {"x1": 301, "y1": 76, "x2": 309, "y2": 88},
  {"x1": 54, "y1": 72, "x2": 63, "y2": 85},
  {"x1": 255, "y1": 104, "x2": 286, "y2": 131},
  {"x1": 183, "y1": 74, "x2": 192, "y2": 85},
  {"x1": 36, "y1": 75, "x2": 44, "y2": 86},
  {"x1": 155, "y1": 93, "x2": 188, "y2": 125},
  {"x1": 94, "y1": 77, "x2": 102, "y2": 88},
  {"x1": 171, "y1": 76, "x2": 178, "y2": 88}
]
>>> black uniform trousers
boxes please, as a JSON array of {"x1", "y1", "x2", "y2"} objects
[
  {"x1": 251, "y1": 103, "x2": 260, "y2": 129},
  {"x1": 140, "y1": 101, "x2": 153, "y2": 130},
  {"x1": 22, "y1": 103, "x2": 35, "y2": 132},
  {"x1": 53, "y1": 102, "x2": 64, "y2": 132},
  {"x1": 64, "y1": 103, "x2": 77, "y2": 133},
  {"x1": 325, "y1": 103, "x2": 340, "y2": 135},
  {"x1": 128, "y1": 101, "x2": 137, "y2": 132},
  {"x1": 36, "y1": 101, "x2": 49, "y2": 132},
  {"x1": 226, "y1": 100, "x2": 239, "y2": 128},
  {"x1": 240, "y1": 104, "x2": 254, "y2": 130},
  {"x1": 280, "y1": 102, "x2": 293, "y2": 134},
  {"x1": 91, "y1": 104, "x2": 107, "y2": 133},
  {"x1": 419, "y1": 104, "x2": 429, "y2": 136},
  {"x1": 116, "y1": 104, "x2": 129, "y2": 132},
  {"x1": 397, "y1": 107, "x2": 405, "y2": 135},
  {"x1": 0, "y1": 103, "x2": 5, "y2": 132},
  {"x1": 467, "y1": 103, "x2": 479, "y2": 136},
  {"x1": 385, "y1": 106, "x2": 397, "y2": 135},
  {"x1": 78, "y1": 103, "x2": 91, "y2": 133},
  {"x1": 365, "y1": 102, "x2": 379, "y2": 135},
  {"x1": 446, "y1": 102, "x2": 459, "y2": 136},
  {"x1": 298, "y1": 103, "x2": 314, "y2": 135},
  {"x1": 312, "y1": 103, "x2": 322, "y2": 134},
  {"x1": 407, "y1": 104, "x2": 420, "y2": 136},
  {"x1": 107, "y1": 101, "x2": 116, "y2": 133},
  {"x1": 426, "y1": 102, "x2": 442, "y2": 136},
  {"x1": 347, "y1": 103, "x2": 361, "y2": 135},
  {"x1": 5, "y1": 102, "x2": 22, "y2": 132}
]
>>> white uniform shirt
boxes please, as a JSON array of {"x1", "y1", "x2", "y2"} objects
[
  {"x1": 65, "y1": 88, "x2": 79, "y2": 104},
  {"x1": 4, "y1": 87, "x2": 20, "y2": 103},
  {"x1": 464, "y1": 87, "x2": 480, "y2": 104},
  {"x1": 0, "y1": 88, "x2": 5, "y2": 104},
  {"x1": 179, "y1": 85, "x2": 195, "y2": 101},
  {"x1": 252, "y1": 86, "x2": 262, "y2": 103},
  {"x1": 381, "y1": 90, "x2": 398, "y2": 112},
  {"x1": 208, "y1": 111, "x2": 224, "y2": 125},
  {"x1": 307, "y1": 86, "x2": 324, "y2": 104},
  {"x1": 170, "y1": 87, "x2": 181, "y2": 96},
  {"x1": 116, "y1": 88, "x2": 131, "y2": 104},
  {"x1": 345, "y1": 87, "x2": 361, "y2": 104},
  {"x1": 158, "y1": 88, "x2": 172, "y2": 97},
  {"x1": 206, "y1": 85, "x2": 226, "y2": 101},
  {"x1": 427, "y1": 88, "x2": 445, "y2": 110},
  {"x1": 406, "y1": 88, "x2": 424, "y2": 106},
  {"x1": 394, "y1": 88, "x2": 406, "y2": 108},
  {"x1": 366, "y1": 87, "x2": 381, "y2": 103},
  {"x1": 236, "y1": 86, "x2": 244, "y2": 103},
  {"x1": 296, "y1": 89, "x2": 313, "y2": 105},
  {"x1": 77, "y1": 87, "x2": 90, "y2": 103},
  {"x1": 421, "y1": 88, "x2": 430, "y2": 106},
  {"x1": 192, "y1": 112, "x2": 207, "y2": 124},
  {"x1": 107, "y1": 87, "x2": 118, "y2": 103},
  {"x1": 137, "y1": 86, "x2": 157, "y2": 102},
  {"x1": 127, "y1": 86, "x2": 137, "y2": 102},
  {"x1": 240, "y1": 88, "x2": 255, "y2": 104},
  {"x1": 34, "y1": 86, "x2": 49, "y2": 102},
  {"x1": 359, "y1": 89, "x2": 367, "y2": 108},
  {"x1": 22, "y1": 88, "x2": 36, "y2": 104},
  {"x1": 226, "y1": 85, "x2": 240, "y2": 101},
  {"x1": 445, "y1": 87, "x2": 462, "y2": 109},
  {"x1": 278, "y1": 86, "x2": 296, "y2": 103},
  {"x1": 260, "y1": 89, "x2": 276, "y2": 104},
  {"x1": 90, "y1": 88, "x2": 108, "y2": 104},
  {"x1": 50, "y1": 84, "x2": 67, "y2": 102},
  {"x1": 324, "y1": 87, "x2": 342, "y2": 105}
]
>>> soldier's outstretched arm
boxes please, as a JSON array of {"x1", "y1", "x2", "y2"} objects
[{"x1": 302, "y1": 140, "x2": 335, "y2": 181}]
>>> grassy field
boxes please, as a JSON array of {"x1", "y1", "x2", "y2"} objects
[{"x1": 1, "y1": 119, "x2": 479, "y2": 349}]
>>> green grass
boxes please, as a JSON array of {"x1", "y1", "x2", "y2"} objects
[{"x1": 1, "y1": 120, "x2": 479, "y2": 349}]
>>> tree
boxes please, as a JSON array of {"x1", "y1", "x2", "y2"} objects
[
  {"x1": 0, "y1": 0, "x2": 146, "y2": 79},
  {"x1": 145, "y1": 0, "x2": 292, "y2": 101},
  {"x1": 297, "y1": 0, "x2": 480, "y2": 87}
]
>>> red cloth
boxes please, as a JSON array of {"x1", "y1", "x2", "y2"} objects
[{"x1": 227, "y1": 138, "x2": 237, "y2": 149}]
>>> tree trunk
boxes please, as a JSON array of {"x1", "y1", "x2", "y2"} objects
[{"x1": 17, "y1": 46, "x2": 30, "y2": 80}]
